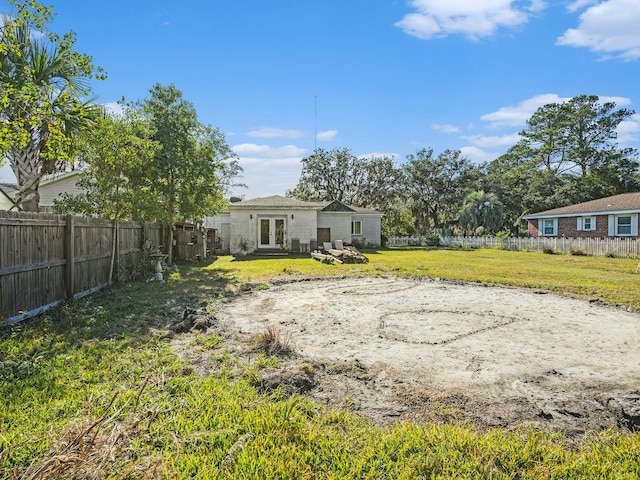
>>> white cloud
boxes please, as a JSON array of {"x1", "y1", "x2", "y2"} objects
[
  {"x1": 566, "y1": 0, "x2": 596, "y2": 13},
  {"x1": 316, "y1": 130, "x2": 338, "y2": 141},
  {"x1": 480, "y1": 94, "x2": 569, "y2": 127},
  {"x1": 617, "y1": 114, "x2": 640, "y2": 144},
  {"x1": 464, "y1": 133, "x2": 521, "y2": 148},
  {"x1": 481, "y1": 94, "x2": 633, "y2": 128},
  {"x1": 557, "y1": 0, "x2": 640, "y2": 60},
  {"x1": 394, "y1": 0, "x2": 547, "y2": 41},
  {"x1": 459, "y1": 146, "x2": 499, "y2": 164},
  {"x1": 232, "y1": 143, "x2": 306, "y2": 158},
  {"x1": 246, "y1": 127, "x2": 304, "y2": 139},
  {"x1": 230, "y1": 144, "x2": 308, "y2": 198},
  {"x1": 102, "y1": 101, "x2": 124, "y2": 117},
  {"x1": 431, "y1": 123, "x2": 460, "y2": 133}
]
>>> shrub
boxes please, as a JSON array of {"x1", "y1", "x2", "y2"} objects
[
  {"x1": 425, "y1": 232, "x2": 440, "y2": 247},
  {"x1": 496, "y1": 231, "x2": 510, "y2": 249},
  {"x1": 570, "y1": 248, "x2": 587, "y2": 256},
  {"x1": 542, "y1": 246, "x2": 555, "y2": 254}
]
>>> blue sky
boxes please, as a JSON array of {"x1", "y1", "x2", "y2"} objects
[{"x1": 2, "y1": 0, "x2": 640, "y2": 199}]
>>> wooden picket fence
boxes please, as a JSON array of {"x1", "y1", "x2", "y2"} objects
[
  {"x1": 389, "y1": 235, "x2": 640, "y2": 259},
  {"x1": 0, "y1": 211, "x2": 164, "y2": 325}
]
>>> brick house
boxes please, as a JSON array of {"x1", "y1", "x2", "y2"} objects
[{"x1": 523, "y1": 192, "x2": 640, "y2": 238}]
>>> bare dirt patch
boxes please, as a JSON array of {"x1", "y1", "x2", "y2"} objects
[{"x1": 173, "y1": 277, "x2": 640, "y2": 435}]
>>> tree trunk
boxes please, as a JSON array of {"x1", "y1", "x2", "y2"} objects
[
  {"x1": 9, "y1": 144, "x2": 42, "y2": 212},
  {"x1": 167, "y1": 196, "x2": 175, "y2": 265}
]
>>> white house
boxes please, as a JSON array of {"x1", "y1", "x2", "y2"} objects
[
  {"x1": 0, "y1": 184, "x2": 18, "y2": 211},
  {"x1": 0, "y1": 171, "x2": 83, "y2": 212},
  {"x1": 37, "y1": 171, "x2": 83, "y2": 212},
  {"x1": 206, "y1": 195, "x2": 382, "y2": 255}
]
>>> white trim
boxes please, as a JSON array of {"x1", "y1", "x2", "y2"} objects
[
  {"x1": 541, "y1": 218, "x2": 557, "y2": 236},
  {"x1": 580, "y1": 216, "x2": 596, "y2": 231},
  {"x1": 612, "y1": 214, "x2": 637, "y2": 237},
  {"x1": 576, "y1": 217, "x2": 582, "y2": 231},
  {"x1": 608, "y1": 215, "x2": 615, "y2": 236},
  {"x1": 524, "y1": 209, "x2": 640, "y2": 220}
]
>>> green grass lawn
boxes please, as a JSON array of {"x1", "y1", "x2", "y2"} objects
[
  {"x1": 211, "y1": 248, "x2": 640, "y2": 309},
  {"x1": 1, "y1": 248, "x2": 639, "y2": 479}
]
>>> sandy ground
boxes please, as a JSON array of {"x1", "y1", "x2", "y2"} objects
[{"x1": 178, "y1": 277, "x2": 640, "y2": 435}]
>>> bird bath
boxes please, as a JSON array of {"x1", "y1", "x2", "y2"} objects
[{"x1": 149, "y1": 253, "x2": 168, "y2": 281}]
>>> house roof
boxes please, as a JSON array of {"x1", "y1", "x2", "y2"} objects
[
  {"x1": 230, "y1": 195, "x2": 382, "y2": 214},
  {"x1": 231, "y1": 195, "x2": 320, "y2": 209},
  {"x1": 321, "y1": 200, "x2": 356, "y2": 213},
  {"x1": 40, "y1": 170, "x2": 82, "y2": 186},
  {"x1": 524, "y1": 192, "x2": 640, "y2": 218}
]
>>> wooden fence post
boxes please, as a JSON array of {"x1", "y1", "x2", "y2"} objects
[{"x1": 66, "y1": 214, "x2": 75, "y2": 299}]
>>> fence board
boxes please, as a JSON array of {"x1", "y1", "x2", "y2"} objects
[
  {"x1": 388, "y1": 235, "x2": 640, "y2": 259},
  {"x1": 0, "y1": 212, "x2": 167, "y2": 324}
]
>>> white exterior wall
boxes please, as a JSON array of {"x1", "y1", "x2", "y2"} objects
[
  {"x1": 229, "y1": 208, "x2": 318, "y2": 254},
  {"x1": 352, "y1": 214, "x2": 382, "y2": 247},
  {"x1": 0, "y1": 195, "x2": 14, "y2": 211},
  {"x1": 39, "y1": 175, "x2": 83, "y2": 208},
  {"x1": 317, "y1": 212, "x2": 352, "y2": 245},
  {"x1": 204, "y1": 212, "x2": 231, "y2": 252},
  {"x1": 285, "y1": 210, "x2": 318, "y2": 251}
]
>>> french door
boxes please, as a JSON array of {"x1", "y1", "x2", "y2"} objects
[{"x1": 259, "y1": 217, "x2": 286, "y2": 248}]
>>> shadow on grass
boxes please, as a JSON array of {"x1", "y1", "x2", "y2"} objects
[{"x1": 0, "y1": 259, "x2": 236, "y2": 356}]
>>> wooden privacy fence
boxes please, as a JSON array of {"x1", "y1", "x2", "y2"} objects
[
  {"x1": 0, "y1": 211, "x2": 163, "y2": 325},
  {"x1": 389, "y1": 235, "x2": 640, "y2": 258}
]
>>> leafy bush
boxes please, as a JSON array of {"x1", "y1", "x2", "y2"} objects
[
  {"x1": 425, "y1": 232, "x2": 441, "y2": 247},
  {"x1": 542, "y1": 246, "x2": 555, "y2": 254},
  {"x1": 496, "y1": 230, "x2": 511, "y2": 249}
]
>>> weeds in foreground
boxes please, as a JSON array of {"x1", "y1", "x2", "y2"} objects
[
  {"x1": 256, "y1": 325, "x2": 294, "y2": 356},
  {"x1": 4, "y1": 254, "x2": 640, "y2": 478}
]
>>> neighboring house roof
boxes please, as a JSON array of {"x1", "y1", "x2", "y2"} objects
[
  {"x1": 40, "y1": 170, "x2": 82, "y2": 186},
  {"x1": 230, "y1": 195, "x2": 382, "y2": 214},
  {"x1": 524, "y1": 192, "x2": 640, "y2": 219}
]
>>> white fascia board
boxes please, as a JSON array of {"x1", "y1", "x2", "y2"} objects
[{"x1": 523, "y1": 209, "x2": 640, "y2": 220}]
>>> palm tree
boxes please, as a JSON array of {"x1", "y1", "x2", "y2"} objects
[
  {"x1": 1, "y1": 19, "x2": 100, "y2": 211},
  {"x1": 459, "y1": 190, "x2": 504, "y2": 235}
]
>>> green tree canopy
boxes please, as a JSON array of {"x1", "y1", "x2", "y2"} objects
[
  {"x1": 459, "y1": 190, "x2": 504, "y2": 235},
  {"x1": 288, "y1": 147, "x2": 399, "y2": 211},
  {"x1": 402, "y1": 148, "x2": 478, "y2": 235},
  {"x1": 138, "y1": 83, "x2": 241, "y2": 262},
  {"x1": 54, "y1": 108, "x2": 160, "y2": 221},
  {"x1": 514, "y1": 95, "x2": 637, "y2": 180},
  {"x1": 0, "y1": 0, "x2": 105, "y2": 211}
]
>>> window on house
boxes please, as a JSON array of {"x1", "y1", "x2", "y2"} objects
[
  {"x1": 543, "y1": 219, "x2": 556, "y2": 236},
  {"x1": 616, "y1": 216, "x2": 632, "y2": 235},
  {"x1": 583, "y1": 216, "x2": 596, "y2": 231},
  {"x1": 351, "y1": 220, "x2": 362, "y2": 236}
]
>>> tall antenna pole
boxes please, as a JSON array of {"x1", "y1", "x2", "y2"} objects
[{"x1": 314, "y1": 95, "x2": 317, "y2": 151}]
